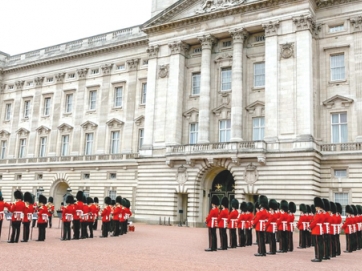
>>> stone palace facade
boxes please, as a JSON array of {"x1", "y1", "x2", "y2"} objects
[{"x1": 0, "y1": 0, "x2": 362, "y2": 226}]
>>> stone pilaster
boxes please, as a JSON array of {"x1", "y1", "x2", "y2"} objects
[
  {"x1": 229, "y1": 29, "x2": 247, "y2": 142},
  {"x1": 165, "y1": 41, "x2": 189, "y2": 146},
  {"x1": 197, "y1": 35, "x2": 216, "y2": 144}
]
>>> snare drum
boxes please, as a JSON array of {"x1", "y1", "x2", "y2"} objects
[
  {"x1": 5, "y1": 212, "x2": 12, "y2": 221},
  {"x1": 32, "y1": 213, "x2": 38, "y2": 220}
]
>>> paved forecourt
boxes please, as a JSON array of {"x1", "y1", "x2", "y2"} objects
[{"x1": 0, "y1": 219, "x2": 360, "y2": 271}]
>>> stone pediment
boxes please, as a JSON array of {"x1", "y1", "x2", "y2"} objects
[
  {"x1": 16, "y1": 128, "x2": 30, "y2": 136},
  {"x1": 245, "y1": 101, "x2": 265, "y2": 114},
  {"x1": 36, "y1": 125, "x2": 51, "y2": 134},
  {"x1": 81, "y1": 121, "x2": 98, "y2": 130},
  {"x1": 0, "y1": 130, "x2": 10, "y2": 138},
  {"x1": 212, "y1": 104, "x2": 231, "y2": 117},
  {"x1": 134, "y1": 115, "x2": 145, "y2": 126},
  {"x1": 183, "y1": 108, "x2": 199, "y2": 120},
  {"x1": 322, "y1": 95, "x2": 353, "y2": 109},
  {"x1": 106, "y1": 118, "x2": 124, "y2": 128},
  {"x1": 57, "y1": 123, "x2": 73, "y2": 133}
]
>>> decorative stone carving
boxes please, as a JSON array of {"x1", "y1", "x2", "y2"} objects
[
  {"x1": 183, "y1": 108, "x2": 199, "y2": 122},
  {"x1": 176, "y1": 165, "x2": 188, "y2": 185},
  {"x1": 198, "y1": 34, "x2": 216, "y2": 50},
  {"x1": 169, "y1": 41, "x2": 189, "y2": 55},
  {"x1": 293, "y1": 14, "x2": 315, "y2": 32},
  {"x1": 77, "y1": 68, "x2": 89, "y2": 79},
  {"x1": 126, "y1": 59, "x2": 139, "y2": 70},
  {"x1": 214, "y1": 52, "x2": 233, "y2": 63},
  {"x1": 106, "y1": 118, "x2": 124, "y2": 128},
  {"x1": 34, "y1": 77, "x2": 44, "y2": 87},
  {"x1": 147, "y1": 45, "x2": 159, "y2": 59},
  {"x1": 257, "y1": 155, "x2": 266, "y2": 165},
  {"x1": 229, "y1": 28, "x2": 248, "y2": 43},
  {"x1": 81, "y1": 121, "x2": 98, "y2": 131},
  {"x1": 16, "y1": 128, "x2": 30, "y2": 137},
  {"x1": 57, "y1": 123, "x2": 74, "y2": 133},
  {"x1": 262, "y1": 21, "x2": 279, "y2": 37},
  {"x1": 232, "y1": 158, "x2": 240, "y2": 166},
  {"x1": 351, "y1": 16, "x2": 362, "y2": 32},
  {"x1": 0, "y1": 84, "x2": 5, "y2": 93},
  {"x1": 134, "y1": 115, "x2": 145, "y2": 126},
  {"x1": 196, "y1": 0, "x2": 246, "y2": 14},
  {"x1": 158, "y1": 64, "x2": 169, "y2": 78},
  {"x1": 212, "y1": 104, "x2": 231, "y2": 117},
  {"x1": 186, "y1": 158, "x2": 195, "y2": 167},
  {"x1": 36, "y1": 125, "x2": 51, "y2": 135},
  {"x1": 15, "y1": 80, "x2": 25, "y2": 90},
  {"x1": 243, "y1": 163, "x2": 258, "y2": 185},
  {"x1": 280, "y1": 42, "x2": 294, "y2": 59},
  {"x1": 322, "y1": 95, "x2": 354, "y2": 109},
  {"x1": 166, "y1": 159, "x2": 174, "y2": 168},
  {"x1": 54, "y1": 73, "x2": 66, "y2": 83},
  {"x1": 245, "y1": 101, "x2": 265, "y2": 115},
  {"x1": 0, "y1": 130, "x2": 10, "y2": 139},
  {"x1": 101, "y1": 63, "x2": 114, "y2": 74}
]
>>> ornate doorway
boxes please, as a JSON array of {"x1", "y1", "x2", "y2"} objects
[
  {"x1": 209, "y1": 170, "x2": 235, "y2": 209},
  {"x1": 53, "y1": 181, "x2": 69, "y2": 213}
]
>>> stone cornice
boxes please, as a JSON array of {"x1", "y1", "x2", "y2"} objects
[{"x1": 316, "y1": 0, "x2": 359, "y2": 8}]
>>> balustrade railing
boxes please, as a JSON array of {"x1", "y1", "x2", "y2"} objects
[{"x1": 320, "y1": 142, "x2": 362, "y2": 152}]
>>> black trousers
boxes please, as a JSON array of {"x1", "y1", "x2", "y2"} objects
[
  {"x1": 32, "y1": 219, "x2": 37, "y2": 228},
  {"x1": 323, "y1": 233, "x2": 330, "y2": 258},
  {"x1": 219, "y1": 228, "x2": 228, "y2": 249},
  {"x1": 256, "y1": 230, "x2": 266, "y2": 255},
  {"x1": 238, "y1": 228, "x2": 246, "y2": 247},
  {"x1": 330, "y1": 234, "x2": 337, "y2": 257},
  {"x1": 48, "y1": 216, "x2": 52, "y2": 228},
  {"x1": 0, "y1": 219, "x2": 3, "y2": 238},
  {"x1": 288, "y1": 232, "x2": 294, "y2": 251},
  {"x1": 81, "y1": 221, "x2": 88, "y2": 238},
  {"x1": 63, "y1": 222, "x2": 71, "y2": 240},
  {"x1": 268, "y1": 232, "x2": 276, "y2": 253},
  {"x1": 93, "y1": 218, "x2": 98, "y2": 230},
  {"x1": 208, "y1": 228, "x2": 217, "y2": 250},
  {"x1": 125, "y1": 219, "x2": 128, "y2": 233},
  {"x1": 314, "y1": 235, "x2": 324, "y2": 260},
  {"x1": 245, "y1": 229, "x2": 252, "y2": 246},
  {"x1": 22, "y1": 222, "x2": 30, "y2": 241},
  {"x1": 72, "y1": 219, "x2": 80, "y2": 239},
  {"x1": 229, "y1": 228, "x2": 237, "y2": 248},
  {"x1": 357, "y1": 231, "x2": 362, "y2": 250},
  {"x1": 113, "y1": 220, "x2": 120, "y2": 236},
  {"x1": 336, "y1": 234, "x2": 341, "y2": 255},
  {"x1": 280, "y1": 231, "x2": 288, "y2": 252},
  {"x1": 102, "y1": 221, "x2": 109, "y2": 237},
  {"x1": 87, "y1": 222, "x2": 94, "y2": 238},
  {"x1": 37, "y1": 223, "x2": 46, "y2": 241},
  {"x1": 10, "y1": 221, "x2": 21, "y2": 242},
  {"x1": 306, "y1": 231, "x2": 312, "y2": 247}
]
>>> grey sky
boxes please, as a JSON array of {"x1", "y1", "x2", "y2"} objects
[{"x1": 0, "y1": 0, "x2": 152, "y2": 55}]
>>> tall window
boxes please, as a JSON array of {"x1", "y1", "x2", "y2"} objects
[
  {"x1": 5, "y1": 103, "x2": 11, "y2": 121},
  {"x1": 335, "y1": 192, "x2": 348, "y2": 216},
  {"x1": 253, "y1": 117, "x2": 265, "y2": 141},
  {"x1": 18, "y1": 139, "x2": 26, "y2": 158},
  {"x1": 43, "y1": 97, "x2": 51, "y2": 116},
  {"x1": 254, "y1": 62, "x2": 265, "y2": 87},
  {"x1": 89, "y1": 90, "x2": 97, "y2": 110},
  {"x1": 61, "y1": 135, "x2": 69, "y2": 156},
  {"x1": 0, "y1": 141, "x2": 7, "y2": 159},
  {"x1": 141, "y1": 83, "x2": 147, "y2": 105},
  {"x1": 221, "y1": 67, "x2": 232, "y2": 91},
  {"x1": 108, "y1": 190, "x2": 117, "y2": 200},
  {"x1": 331, "y1": 112, "x2": 347, "y2": 143},
  {"x1": 114, "y1": 87, "x2": 123, "y2": 107},
  {"x1": 330, "y1": 54, "x2": 345, "y2": 81},
  {"x1": 192, "y1": 73, "x2": 201, "y2": 95},
  {"x1": 84, "y1": 133, "x2": 93, "y2": 155},
  {"x1": 23, "y1": 101, "x2": 30, "y2": 118},
  {"x1": 65, "y1": 94, "x2": 73, "y2": 113},
  {"x1": 189, "y1": 123, "x2": 198, "y2": 144},
  {"x1": 110, "y1": 131, "x2": 120, "y2": 154},
  {"x1": 219, "y1": 120, "x2": 231, "y2": 142},
  {"x1": 39, "y1": 137, "x2": 47, "y2": 158},
  {"x1": 138, "y1": 129, "x2": 144, "y2": 150}
]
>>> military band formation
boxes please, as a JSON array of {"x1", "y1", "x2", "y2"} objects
[
  {"x1": 0, "y1": 190, "x2": 132, "y2": 243},
  {"x1": 205, "y1": 195, "x2": 361, "y2": 262}
]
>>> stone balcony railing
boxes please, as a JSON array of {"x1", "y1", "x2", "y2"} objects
[
  {"x1": 319, "y1": 142, "x2": 362, "y2": 152},
  {"x1": 0, "y1": 153, "x2": 139, "y2": 165}
]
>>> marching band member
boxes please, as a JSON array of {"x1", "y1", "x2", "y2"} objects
[
  {"x1": 205, "y1": 195, "x2": 219, "y2": 252},
  {"x1": 21, "y1": 192, "x2": 34, "y2": 242},
  {"x1": 72, "y1": 191, "x2": 84, "y2": 240},
  {"x1": 342, "y1": 205, "x2": 353, "y2": 253},
  {"x1": 217, "y1": 197, "x2": 229, "y2": 250},
  {"x1": 277, "y1": 200, "x2": 289, "y2": 253},
  {"x1": 46, "y1": 197, "x2": 55, "y2": 228},
  {"x1": 8, "y1": 190, "x2": 25, "y2": 243},
  {"x1": 245, "y1": 202, "x2": 254, "y2": 246},
  {"x1": 288, "y1": 202, "x2": 296, "y2": 252},
  {"x1": 297, "y1": 204, "x2": 308, "y2": 249},
  {"x1": 87, "y1": 197, "x2": 96, "y2": 238},
  {"x1": 111, "y1": 196, "x2": 122, "y2": 237},
  {"x1": 36, "y1": 195, "x2": 48, "y2": 241},
  {"x1": 92, "y1": 197, "x2": 100, "y2": 230},
  {"x1": 265, "y1": 199, "x2": 278, "y2": 255},
  {"x1": 237, "y1": 202, "x2": 247, "y2": 247},
  {"x1": 253, "y1": 195, "x2": 268, "y2": 256},
  {"x1": 335, "y1": 203, "x2": 342, "y2": 255},
  {"x1": 228, "y1": 199, "x2": 239, "y2": 248},
  {"x1": 81, "y1": 195, "x2": 89, "y2": 239},
  {"x1": 310, "y1": 197, "x2": 325, "y2": 262},
  {"x1": 31, "y1": 201, "x2": 38, "y2": 228},
  {"x1": 124, "y1": 198, "x2": 132, "y2": 234},
  {"x1": 100, "y1": 197, "x2": 112, "y2": 238},
  {"x1": 61, "y1": 195, "x2": 75, "y2": 241}
]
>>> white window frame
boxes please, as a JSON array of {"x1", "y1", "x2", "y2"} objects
[
  {"x1": 84, "y1": 133, "x2": 94, "y2": 155},
  {"x1": 138, "y1": 128, "x2": 144, "y2": 150},
  {"x1": 334, "y1": 192, "x2": 349, "y2": 216},
  {"x1": 65, "y1": 93, "x2": 73, "y2": 113},
  {"x1": 221, "y1": 67, "x2": 232, "y2": 92},
  {"x1": 18, "y1": 138, "x2": 27, "y2": 158},
  {"x1": 61, "y1": 135, "x2": 69, "y2": 156},
  {"x1": 0, "y1": 140, "x2": 7, "y2": 159},
  {"x1": 23, "y1": 100, "x2": 31, "y2": 118},
  {"x1": 191, "y1": 73, "x2": 201, "y2": 96},
  {"x1": 110, "y1": 131, "x2": 120, "y2": 154},
  {"x1": 219, "y1": 120, "x2": 231, "y2": 142},
  {"x1": 43, "y1": 97, "x2": 51, "y2": 116},
  {"x1": 88, "y1": 90, "x2": 97, "y2": 110},
  {"x1": 189, "y1": 123, "x2": 198, "y2": 145},
  {"x1": 252, "y1": 117, "x2": 265, "y2": 141},
  {"x1": 329, "y1": 25, "x2": 344, "y2": 33},
  {"x1": 334, "y1": 169, "x2": 347, "y2": 178},
  {"x1": 331, "y1": 112, "x2": 347, "y2": 143},
  {"x1": 108, "y1": 190, "x2": 117, "y2": 201},
  {"x1": 39, "y1": 137, "x2": 47, "y2": 158},
  {"x1": 114, "y1": 87, "x2": 123, "y2": 108},
  {"x1": 4, "y1": 103, "x2": 12, "y2": 121},
  {"x1": 330, "y1": 54, "x2": 345, "y2": 81},
  {"x1": 254, "y1": 62, "x2": 265, "y2": 87},
  {"x1": 141, "y1": 83, "x2": 147, "y2": 105}
]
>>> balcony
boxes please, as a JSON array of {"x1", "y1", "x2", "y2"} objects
[{"x1": 319, "y1": 142, "x2": 362, "y2": 152}]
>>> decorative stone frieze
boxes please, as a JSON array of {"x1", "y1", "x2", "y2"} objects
[
  {"x1": 168, "y1": 41, "x2": 189, "y2": 55},
  {"x1": 351, "y1": 16, "x2": 362, "y2": 32},
  {"x1": 214, "y1": 52, "x2": 233, "y2": 63},
  {"x1": 0, "y1": 83, "x2": 5, "y2": 93},
  {"x1": 323, "y1": 95, "x2": 354, "y2": 109},
  {"x1": 176, "y1": 165, "x2": 188, "y2": 185},
  {"x1": 134, "y1": 115, "x2": 144, "y2": 126},
  {"x1": 244, "y1": 163, "x2": 258, "y2": 185},
  {"x1": 262, "y1": 21, "x2": 279, "y2": 37},
  {"x1": 54, "y1": 73, "x2": 65, "y2": 83},
  {"x1": 34, "y1": 77, "x2": 44, "y2": 87},
  {"x1": 15, "y1": 80, "x2": 25, "y2": 90},
  {"x1": 101, "y1": 63, "x2": 114, "y2": 74},
  {"x1": 280, "y1": 42, "x2": 294, "y2": 59},
  {"x1": 158, "y1": 64, "x2": 169, "y2": 78},
  {"x1": 229, "y1": 28, "x2": 248, "y2": 43},
  {"x1": 198, "y1": 34, "x2": 216, "y2": 50},
  {"x1": 77, "y1": 68, "x2": 89, "y2": 79},
  {"x1": 182, "y1": 108, "x2": 199, "y2": 121},
  {"x1": 126, "y1": 59, "x2": 139, "y2": 70},
  {"x1": 147, "y1": 45, "x2": 159, "y2": 59},
  {"x1": 212, "y1": 104, "x2": 231, "y2": 118},
  {"x1": 245, "y1": 101, "x2": 265, "y2": 115},
  {"x1": 293, "y1": 14, "x2": 315, "y2": 32},
  {"x1": 196, "y1": 0, "x2": 245, "y2": 14}
]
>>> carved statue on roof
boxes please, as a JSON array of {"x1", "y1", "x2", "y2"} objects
[{"x1": 196, "y1": 0, "x2": 245, "y2": 14}]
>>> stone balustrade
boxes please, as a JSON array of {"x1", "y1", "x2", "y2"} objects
[{"x1": 319, "y1": 142, "x2": 362, "y2": 152}]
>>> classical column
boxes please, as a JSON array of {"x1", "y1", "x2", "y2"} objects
[
  {"x1": 229, "y1": 29, "x2": 247, "y2": 142},
  {"x1": 165, "y1": 41, "x2": 189, "y2": 146},
  {"x1": 293, "y1": 15, "x2": 314, "y2": 141},
  {"x1": 198, "y1": 35, "x2": 216, "y2": 144},
  {"x1": 351, "y1": 16, "x2": 362, "y2": 142},
  {"x1": 142, "y1": 45, "x2": 159, "y2": 152},
  {"x1": 262, "y1": 21, "x2": 279, "y2": 142}
]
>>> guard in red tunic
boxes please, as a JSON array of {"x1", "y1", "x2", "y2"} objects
[
  {"x1": 111, "y1": 196, "x2": 122, "y2": 237},
  {"x1": 123, "y1": 198, "x2": 132, "y2": 234},
  {"x1": 342, "y1": 205, "x2": 353, "y2": 253},
  {"x1": 335, "y1": 203, "x2": 342, "y2": 255},
  {"x1": 310, "y1": 197, "x2": 325, "y2": 262},
  {"x1": 119, "y1": 198, "x2": 126, "y2": 235},
  {"x1": 205, "y1": 195, "x2": 219, "y2": 252},
  {"x1": 297, "y1": 204, "x2": 308, "y2": 249},
  {"x1": 237, "y1": 201, "x2": 247, "y2": 247},
  {"x1": 81, "y1": 195, "x2": 89, "y2": 239},
  {"x1": 46, "y1": 197, "x2": 55, "y2": 228},
  {"x1": 87, "y1": 197, "x2": 96, "y2": 238},
  {"x1": 61, "y1": 195, "x2": 75, "y2": 241},
  {"x1": 21, "y1": 192, "x2": 34, "y2": 242},
  {"x1": 351, "y1": 205, "x2": 358, "y2": 251},
  {"x1": 100, "y1": 197, "x2": 112, "y2": 238},
  {"x1": 322, "y1": 199, "x2": 331, "y2": 259},
  {"x1": 217, "y1": 197, "x2": 229, "y2": 250},
  {"x1": 228, "y1": 199, "x2": 239, "y2": 248},
  {"x1": 277, "y1": 200, "x2": 289, "y2": 253},
  {"x1": 245, "y1": 202, "x2": 254, "y2": 246},
  {"x1": 329, "y1": 202, "x2": 339, "y2": 257},
  {"x1": 73, "y1": 191, "x2": 84, "y2": 240},
  {"x1": 265, "y1": 199, "x2": 278, "y2": 255},
  {"x1": 287, "y1": 202, "x2": 296, "y2": 252},
  {"x1": 92, "y1": 197, "x2": 100, "y2": 230},
  {"x1": 36, "y1": 195, "x2": 48, "y2": 241},
  {"x1": 8, "y1": 190, "x2": 25, "y2": 243},
  {"x1": 253, "y1": 195, "x2": 269, "y2": 256},
  {"x1": 305, "y1": 205, "x2": 313, "y2": 247}
]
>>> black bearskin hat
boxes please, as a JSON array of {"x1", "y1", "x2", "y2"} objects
[
  {"x1": 48, "y1": 196, "x2": 54, "y2": 203},
  {"x1": 221, "y1": 197, "x2": 229, "y2": 208},
  {"x1": 24, "y1": 192, "x2": 33, "y2": 204},
  {"x1": 61, "y1": 202, "x2": 64, "y2": 206},
  {"x1": 116, "y1": 196, "x2": 123, "y2": 205},
  {"x1": 258, "y1": 195, "x2": 268, "y2": 209},
  {"x1": 240, "y1": 201, "x2": 247, "y2": 212},
  {"x1": 87, "y1": 197, "x2": 94, "y2": 204},
  {"x1": 76, "y1": 191, "x2": 84, "y2": 202},
  {"x1": 124, "y1": 198, "x2": 130, "y2": 208},
  {"x1": 351, "y1": 205, "x2": 358, "y2": 215},
  {"x1": 211, "y1": 195, "x2": 219, "y2": 206},
  {"x1": 231, "y1": 198, "x2": 239, "y2": 210},
  {"x1": 38, "y1": 195, "x2": 47, "y2": 205},
  {"x1": 289, "y1": 202, "x2": 296, "y2": 213},
  {"x1": 322, "y1": 199, "x2": 331, "y2": 212},
  {"x1": 306, "y1": 205, "x2": 311, "y2": 213},
  {"x1": 336, "y1": 203, "x2": 342, "y2": 214},
  {"x1": 94, "y1": 197, "x2": 99, "y2": 203},
  {"x1": 299, "y1": 203, "x2": 307, "y2": 213},
  {"x1": 330, "y1": 202, "x2": 337, "y2": 214},
  {"x1": 247, "y1": 202, "x2": 254, "y2": 212},
  {"x1": 277, "y1": 202, "x2": 280, "y2": 210},
  {"x1": 0, "y1": 191, "x2": 3, "y2": 201},
  {"x1": 313, "y1": 197, "x2": 324, "y2": 210},
  {"x1": 254, "y1": 201, "x2": 260, "y2": 210},
  {"x1": 111, "y1": 200, "x2": 115, "y2": 206},
  {"x1": 66, "y1": 195, "x2": 74, "y2": 204},
  {"x1": 345, "y1": 205, "x2": 353, "y2": 215},
  {"x1": 14, "y1": 190, "x2": 23, "y2": 200},
  {"x1": 121, "y1": 198, "x2": 126, "y2": 206},
  {"x1": 357, "y1": 205, "x2": 362, "y2": 215},
  {"x1": 104, "y1": 197, "x2": 111, "y2": 205},
  {"x1": 311, "y1": 204, "x2": 316, "y2": 214},
  {"x1": 269, "y1": 199, "x2": 278, "y2": 211},
  {"x1": 280, "y1": 200, "x2": 288, "y2": 212}
]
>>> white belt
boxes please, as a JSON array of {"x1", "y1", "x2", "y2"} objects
[
  {"x1": 348, "y1": 225, "x2": 353, "y2": 233},
  {"x1": 82, "y1": 214, "x2": 89, "y2": 220},
  {"x1": 32, "y1": 213, "x2": 38, "y2": 220},
  {"x1": 271, "y1": 222, "x2": 277, "y2": 233},
  {"x1": 240, "y1": 221, "x2": 246, "y2": 230},
  {"x1": 302, "y1": 222, "x2": 309, "y2": 231},
  {"x1": 14, "y1": 212, "x2": 24, "y2": 221},
  {"x1": 317, "y1": 223, "x2": 324, "y2": 235},
  {"x1": 282, "y1": 221, "x2": 288, "y2": 231},
  {"x1": 76, "y1": 210, "x2": 83, "y2": 217},
  {"x1": 358, "y1": 223, "x2": 362, "y2": 231},
  {"x1": 353, "y1": 224, "x2": 357, "y2": 233},
  {"x1": 42, "y1": 214, "x2": 48, "y2": 221},
  {"x1": 259, "y1": 220, "x2": 266, "y2": 231},
  {"x1": 324, "y1": 223, "x2": 330, "y2": 234},
  {"x1": 289, "y1": 222, "x2": 294, "y2": 232},
  {"x1": 125, "y1": 214, "x2": 130, "y2": 219},
  {"x1": 65, "y1": 213, "x2": 73, "y2": 221},
  {"x1": 222, "y1": 218, "x2": 228, "y2": 228},
  {"x1": 331, "y1": 224, "x2": 340, "y2": 235},
  {"x1": 231, "y1": 219, "x2": 238, "y2": 229},
  {"x1": 211, "y1": 217, "x2": 217, "y2": 228}
]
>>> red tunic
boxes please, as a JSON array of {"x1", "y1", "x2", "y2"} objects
[
  {"x1": 101, "y1": 206, "x2": 111, "y2": 222},
  {"x1": 23, "y1": 204, "x2": 34, "y2": 223},
  {"x1": 89, "y1": 204, "x2": 98, "y2": 222},
  {"x1": 287, "y1": 213, "x2": 295, "y2": 232},
  {"x1": 253, "y1": 208, "x2": 269, "y2": 231},
  {"x1": 342, "y1": 216, "x2": 353, "y2": 234},
  {"x1": 217, "y1": 208, "x2": 229, "y2": 228},
  {"x1": 236, "y1": 213, "x2": 246, "y2": 229},
  {"x1": 37, "y1": 205, "x2": 48, "y2": 224},
  {"x1": 266, "y1": 211, "x2": 278, "y2": 233},
  {"x1": 277, "y1": 211, "x2": 289, "y2": 231},
  {"x1": 112, "y1": 206, "x2": 121, "y2": 221},
  {"x1": 228, "y1": 209, "x2": 239, "y2": 229},
  {"x1": 206, "y1": 207, "x2": 219, "y2": 228},
  {"x1": 297, "y1": 214, "x2": 309, "y2": 231},
  {"x1": 82, "y1": 205, "x2": 89, "y2": 222},
  {"x1": 10, "y1": 200, "x2": 26, "y2": 222},
  {"x1": 245, "y1": 212, "x2": 253, "y2": 229},
  {"x1": 310, "y1": 211, "x2": 325, "y2": 235},
  {"x1": 62, "y1": 204, "x2": 75, "y2": 222},
  {"x1": 74, "y1": 201, "x2": 84, "y2": 220},
  {"x1": 124, "y1": 207, "x2": 132, "y2": 219}
]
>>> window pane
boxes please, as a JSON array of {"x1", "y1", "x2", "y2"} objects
[
  {"x1": 189, "y1": 123, "x2": 198, "y2": 144},
  {"x1": 114, "y1": 87, "x2": 123, "y2": 107},
  {"x1": 138, "y1": 129, "x2": 144, "y2": 150},
  {"x1": 252, "y1": 117, "x2": 265, "y2": 141},
  {"x1": 330, "y1": 54, "x2": 345, "y2": 81},
  {"x1": 334, "y1": 170, "x2": 347, "y2": 178},
  {"x1": 254, "y1": 62, "x2": 265, "y2": 87},
  {"x1": 85, "y1": 133, "x2": 93, "y2": 155},
  {"x1": 110, "y1": 131, "x2": 120, "y2": 154},
  {"x1": 39, "y1": 137, "x2": 47, "y2": 157},
  {"x1": 61, "y1": 135, "x2": 69, "y2": 156},
  {"x1": 66, "y1": 94, "x2": 73, "y2": 113},
  {"x1": 192, "y1": 73, "x2": 200, "y2": 95},
  {"x1": 331, "y1": 113, "x2": 348, "y2": 143},
  {"x1": 221, "y1": 68, "x2": 232, "y2": 91},
  {"x1": 89, "y1": 91, "x2": 97, "y2": 110},
  {"x1": 219, "y1": 120, "x2": 231, "y2": 142},
  {"x1": 1, "y1": 141, "x2": 7, "y2": 159},
  {"x1": 141, "y1": 83, "x2": 147, "y2": 104}
]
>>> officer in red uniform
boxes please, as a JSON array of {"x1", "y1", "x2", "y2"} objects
[
  {"x1": 217, "y1": 197, "x2": 229, "y2": 250},
  {"x1": 92, "y1": 197, "x2": 100, "y2": 230},
  {"x1": 237, "y1": 201, "x2": 247, "y2": 247},
  {"x1": 245, "y1": 202, "x2": 254, "y2": 246},
  {"x1": 123, "y1": 198, "x2": 132, "y2": 234},
  {"x1": 310, "y1": 197, "x2": 325, "y2": 262},
  {"x1": 87, "y1": 197, "x2": 96, "y2": 238},
  {"x1": 277, "y1": 200, "x2": 289, "y2": 253},
  {"x1": 205, "y1": 195, "x2": 219, "y2": 252},
  {"x1": 329, "y1": 201, "x2": 338, "y2": 257},
  {"x1": 322, "y1": 198, "x2": 331, "y2": 260},
  {"x1": 297, "y1": 203, "x2": 308, "y2": 249},
  {"x1": 61, "y1": 195, "x2": 75, "y2": 241},
  {"x1": 73, "y1": 191, "x2": 84, "y2": 240},
  {"x1": 342, "y1": 205, "x2": 353, "y2": 253},
  {"x1": 265, "y1": 199, "x2": 278, "y2": 255},
  {"x1": 335, "y1": 203, "x2": 342, "y2": 255},
  {"x1": 253, "y1": 195, "x2": 269, "y2": 256},
  {"x1": 288, "y1": 202, "x2": 296, "y2": 252},
  {"x1": 228, "y1": 199, "x2": 239, "y2": 248},
  {"x1": 21, "y1": 192, "x2": 34, "y2": 242},
  {"x1": 36, "y1": 195, "x2": 48, "y2": 241},
  {"x1": 8, "y1": 190, "x2": 25, "y2": 243},
  {"x1": 100, "y1": 197, "x2": 112, "y2": 238},
  {"x1": 111, "y1": 196, "x2": 122, "y2": 237},
  {"x1": 81, "y1": 195, "x2": 89, "y2": 239}
]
